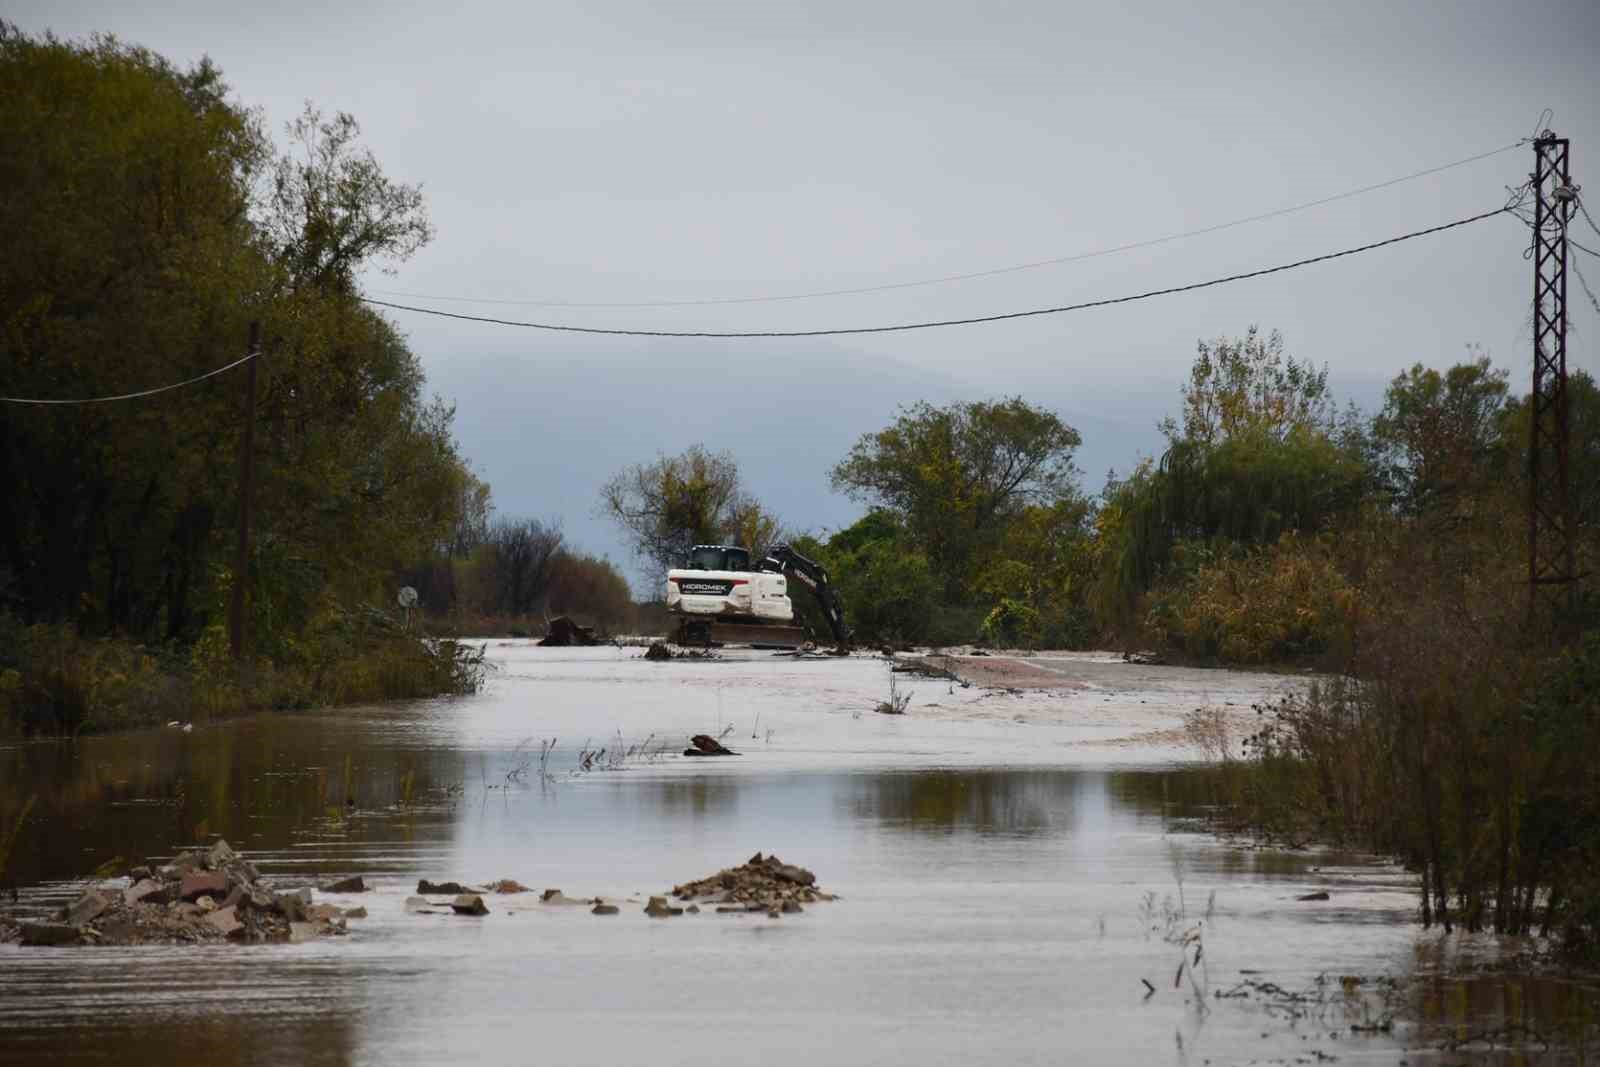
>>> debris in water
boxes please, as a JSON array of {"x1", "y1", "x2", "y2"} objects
[
  {"x1": 539, "y1": 616, "x2": 600, "y2": 647},
  {"x1": 450, "y1": 894, "x2": 490, "y2": 916},
  {"x1": 644, "y1": 641, "x2": 718, "y2": 661},
  {"x1": 322, "y1": 875, "x2": 367, "y2": 893},
  {"x1": 668, "y1": 853, "x2": 832, "y2": 914},
  {"x1": 683, "y1": 734, "x2": 738, "y2": 757},
  {"x1": 0, "y1": 840, "x2": 349, "y2": 947}
]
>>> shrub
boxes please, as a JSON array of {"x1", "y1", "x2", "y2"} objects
[
  {"x1": 1143, "y1": 534, "x2": 1357, "y2": 663},
  {"x1": 981, "y1": 597, "x2": 1041, "y2": 648}
]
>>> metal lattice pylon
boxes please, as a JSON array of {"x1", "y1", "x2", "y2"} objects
[{"x1": 1529, "y1": 133, "x2": 1574, "y2": 617}]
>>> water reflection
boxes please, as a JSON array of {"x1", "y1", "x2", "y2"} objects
[
  {"x1": 5, "y1": 699, "x2": 1591, "y2": 1066},
  {"x1": 841, "y1": 769, "x2": 1082, "y2": 836},
  {"x1": 1, "y1": 710, "x2": 467, "y2": 888}
]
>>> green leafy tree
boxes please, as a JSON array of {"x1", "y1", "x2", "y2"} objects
[
  {"x1": 1372, "y1": 353, "x2": 1509, "y2": 514},
  {"x1": 0, "y1": 25, "x2": 473, "y2": 655},
  {"x1": 1160, "y1": 326, "x2": 1332, "y2": 446},
  {"x1": 830, "y1": 397, "x2": 1082, "y2": 589},
  {"x1": 788, "y1": 523, "x2": 939, "y2": 645},
  {"x1": 1096, "y1": 331, "x2": 1368, "y2": 633}
]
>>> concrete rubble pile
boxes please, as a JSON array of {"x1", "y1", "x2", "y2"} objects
[
  {"x1": 0, "y1": 839, "x2": 367, "y2": 948},
  {"x1": 666, "y1": 852, "x2": 834, "y2": 918}
]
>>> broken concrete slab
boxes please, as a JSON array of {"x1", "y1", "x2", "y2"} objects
[
  {"x1": 322, "y1": 876, "x2": 366, "y2": 894},
  {"x1": 63, "y1": 890, "x2": 112, "y2": 928},
  {"x1": 450, "y1": 894, "x2": 489, "y2": 916},
  {"x1": 20, "y1": 923, "x2": 81, "y2": 946},
  {"x1": 206, "y1": 839, "x2": 238, "y2": 870},
  {"x1": 179, "y1": 870, "x2": 227, "y2": 902},
  {"x1": 123, "y1": 879, "x2": 162, "y2": 907},
  {"x1": 644, "y1": 896, "x2": 684, "y2": 918},
  {"x1": 204, "y1": 906, "x2": 243, "y2": 938}
]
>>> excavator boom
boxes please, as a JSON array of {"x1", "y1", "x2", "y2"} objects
[{"x1": 759, "y1": 544, "x2": 852, "y2": 648}]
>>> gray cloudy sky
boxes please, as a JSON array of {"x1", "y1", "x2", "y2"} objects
[{"x1": 16, "y1": 0, "x2": 1600, "y2": 581}]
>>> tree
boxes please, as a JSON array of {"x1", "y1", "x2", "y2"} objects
[
  {"x1": 599, "y1": 445, "x2": 779, "y2": 579},
  {"x1": 265, "y1": 105, "x2": 433, "y2": 294},
  {"x1": 1094, "y1": 330, "x2": 1367, "y2": 631},
  {"x1": 1372, "y1": 353, "x2": 1509, "y2": 514},
  {"x1": 830, "y1": 397, "x2": 1082, "y2": 584},
  {"x1": 0, "y1": 25, "x2": 474, "y2": 653},
  {"x1": 1160, "y1": 326, "x2": 1332, "y2": 446},
  {"x1": 486, "y1": 518, "x2": 564, "y2": 616}
]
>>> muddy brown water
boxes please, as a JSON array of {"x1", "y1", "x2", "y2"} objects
[{"x1": 1, "y1": 644, "x2": 1594, "y2": 1065}]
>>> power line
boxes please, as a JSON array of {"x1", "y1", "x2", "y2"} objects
[
  {"x1": 361, "y1": 207, "x2": 1514, "y2": 339},
  {"x1": 368, "y1": 141, "x2": 1526, "y2": 309},
  {"x1": 0, "y1": 350, "x2": 258, "y2": 405}
]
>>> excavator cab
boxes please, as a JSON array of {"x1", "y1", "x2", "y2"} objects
[{"x1": 686, "y1": 545, "x2": 751, "y2": 572}]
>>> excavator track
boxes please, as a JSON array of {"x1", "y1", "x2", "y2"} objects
[{"x1": 671, "y1": 620, "x2": 808, "y2": 649}]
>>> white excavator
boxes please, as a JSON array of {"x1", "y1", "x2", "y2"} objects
[{"x1": 665, "y1": 543, "x2": 851, "y2": 648}]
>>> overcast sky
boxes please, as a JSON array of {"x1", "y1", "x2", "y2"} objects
[{"x1": 15, "y1": 0, "x2": 1600, "y2": 583}]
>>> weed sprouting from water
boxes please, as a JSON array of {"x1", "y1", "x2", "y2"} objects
[
  {"x1": 1183, "y1": 706, "x2": 1233, "y2": 762},
  {"x1": 875, "y1": 667, "x2": 911, "y2": 715}
]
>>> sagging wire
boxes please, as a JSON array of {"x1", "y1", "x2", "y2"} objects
[
  {"x1": 1, "y1": 350, "x2": 259, "y2": 406},
  {"x1": 367, "y1": 141, "x2": 1530, "y2": 309},
  {"x1": 361, "y1": 207, "x2": 1516, "y2": 339}
]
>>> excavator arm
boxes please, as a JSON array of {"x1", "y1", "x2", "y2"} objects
[{"x1": 759, "y1": 544, "x2": 852, "y2": 647}]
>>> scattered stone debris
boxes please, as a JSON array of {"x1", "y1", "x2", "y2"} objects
[
  {"x1": 644, "y1": 895, "x2": 684, "y2": 918},
  {"x1": 540, "y1": 616, "x2": 600, "y2": 647},
  {"x1": 1121, "y1": 650, "x2": 1165, "y2": 666},
  {"x1": 1297, "y1": 891, "x2": 1331, "y2": 902},
  {"x1": 491, "y1": 879, "x2": 530, "y2": 894},
  {"x1": 0, "y1": 840, "x2": 349, "y2": 947},
  {"x1": 683, "y1": 734, "x2": 738, "y2": 757},
  {"x1": 322, "y1": 876, "x2": 367, "y2": 894},
  {"x1": 417, "y1": 879, "x2": 477, "y2": 895},
  {"x1": 644, "y1": 641, "x2": 719, "y2": 661},
  {"x1": 450, "y1": 894, "x2": 490, "y2": 916},
  {"x1": 404, "y1": 896, "x2": 445, "y2": 914},
  {"x1": 591, "y1": 903, "x2": 620, "y2": 915},
  {"x1": 539, "y1": 889, "x2": 591, "y2": 905},
  {"x1": 667, "y1": 853, "x2": 833, "y2": 915}
]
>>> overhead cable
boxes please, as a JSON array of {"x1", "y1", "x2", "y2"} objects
[
  {"x1": 368, "y1": 142, "x2": 1526, "y2": 309},
  {"x1": 1, "y1": 350, "x2": 257, "y2": 405},
  {"x1": 361, "y1": 206, "x2": 1514, "y2": 339}
]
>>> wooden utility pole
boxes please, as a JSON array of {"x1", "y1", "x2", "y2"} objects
[{"x1": 229, "y1": 321, "x2": 261, "y2": 661}]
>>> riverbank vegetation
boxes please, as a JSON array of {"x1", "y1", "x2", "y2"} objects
[
  {"x1": 0, "y1": 25, "x2": 492, "y2": 734},
  {"x1": 598, "y1": 336, "x2": 1599, "y2": 962},
  {"x1": 400, "y1": 508, "x2": 636, "y2": 638}
]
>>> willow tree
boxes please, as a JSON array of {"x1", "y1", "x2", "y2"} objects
[{"x1": 1094, "y1": 330, "x2": 1369, "y2": 628}]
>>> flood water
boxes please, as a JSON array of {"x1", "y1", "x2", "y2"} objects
[{"x1": 2, "y1": 644, "x2": 1594, "y2": 1065}]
